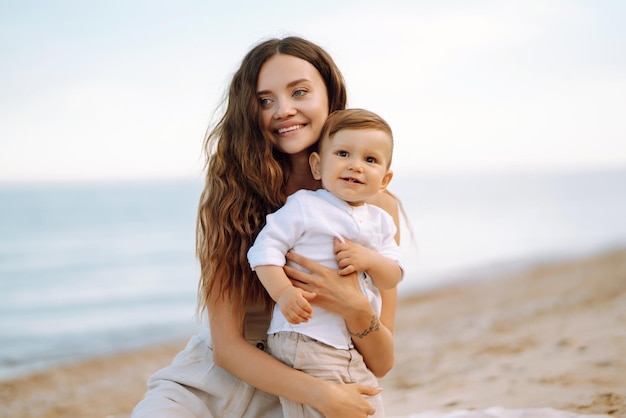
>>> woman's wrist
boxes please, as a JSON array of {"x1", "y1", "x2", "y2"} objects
[
  {"x1": 347, "y1": 314, "x2": 380, "y2": 339},
  {"x1": 342, "y1": 295, "x2": 376, "y2": 332},
  {"x1": 304, "y1": 376, "x2": 335, "y2": 413}
]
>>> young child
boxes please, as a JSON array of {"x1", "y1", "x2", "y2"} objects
[{"x1": 247, "y1": 108, "x2": 404, "y2": 418}]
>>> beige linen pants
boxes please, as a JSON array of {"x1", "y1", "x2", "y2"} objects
[
  {"x1": 268, "y1": 331, "x2": 385, "y2": 418},
  {"x1": 132, "y1": 328, "x2": 282, "y2": 418}
]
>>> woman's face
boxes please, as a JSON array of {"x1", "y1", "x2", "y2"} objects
[{"x1": 257, "y1": 54, "x2": 329, "y2": 156}]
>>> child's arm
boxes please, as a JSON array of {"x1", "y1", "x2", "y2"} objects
[
  {"x1": 255, "y1": 265, "x2": 314, "y2": 324},
  {"x1": 333, "y1": 238, "x2": 402, "y2": 290}
]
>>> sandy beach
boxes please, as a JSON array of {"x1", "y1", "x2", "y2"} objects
[{"x1": 1, "y1": 248, "x2": 625, "y2": 418}]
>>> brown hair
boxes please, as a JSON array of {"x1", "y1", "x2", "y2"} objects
[
  {"x1": 319, "y1": 108, "x2": 394, "y2": 167},
  {"x1": 196, "y1": 36, "x2": 347, "y2": 315}
]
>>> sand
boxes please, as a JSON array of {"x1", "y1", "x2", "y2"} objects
[
  {"x1": 1, "y1": 248, "x2": 625, "y2": 418},
  {"x1": 382, "y1": 248, "x2": 626, "y2": 417}
]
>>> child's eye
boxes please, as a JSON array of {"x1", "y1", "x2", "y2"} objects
[
  {"x1": 366, "y1": 156, "x2": 377, "y2": 163},
  {"x1": 336, "y1": 151, "x2": 348, "y2": 157}
]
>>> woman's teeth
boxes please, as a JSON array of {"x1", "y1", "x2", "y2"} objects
[{"x1": 277, "y1": 124, "x2": 303, "y2": 134}]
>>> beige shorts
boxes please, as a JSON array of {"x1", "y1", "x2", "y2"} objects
[{"x1": 268, "y1": 331, "x2": 384, "y2": 418}]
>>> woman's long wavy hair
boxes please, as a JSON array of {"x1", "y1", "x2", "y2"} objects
[{"x1": 196, "y1": 36, "x2": 347, "y2": 316}]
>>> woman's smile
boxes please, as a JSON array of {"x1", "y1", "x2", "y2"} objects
[{"x1": 276, "y1": 123, "x2": 305, "y2": 135}]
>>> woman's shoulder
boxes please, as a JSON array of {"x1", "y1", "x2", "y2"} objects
[{"x1": 366, "y1": 190, "x2": 399, "y2": 218}]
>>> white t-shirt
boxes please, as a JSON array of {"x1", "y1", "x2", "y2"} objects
[{"x1": 247, "y1": 189, "x2": 403, "y2": 349}]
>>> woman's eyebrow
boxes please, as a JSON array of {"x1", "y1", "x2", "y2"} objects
[
  {"x1": 256, "y1": 79, "x2": 311, "y2": 96},
  {"x1": 287, "y1": 78, "x2": 310, "y2": 87}
]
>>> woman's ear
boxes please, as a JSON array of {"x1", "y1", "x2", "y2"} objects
[{"x1": 309, "y1": 152, "x2": 322, "y2": 180}]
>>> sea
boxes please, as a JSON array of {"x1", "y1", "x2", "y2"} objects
[{"x1": 1, "y1": 168, "x2": 625, "y2": 381}]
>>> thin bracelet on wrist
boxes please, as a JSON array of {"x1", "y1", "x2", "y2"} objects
[{"x1": 348, "y1": 314, "x2": 380, "y2": 339}]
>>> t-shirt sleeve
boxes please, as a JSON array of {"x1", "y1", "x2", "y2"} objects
[
  {"x1": 378, "y1": 211, "x2": 405, "y2": 279},
  {"x1": 247, "y1": 193, "x2": 306, "y2": 270}
]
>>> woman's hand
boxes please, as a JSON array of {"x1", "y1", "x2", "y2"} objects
[
  {"x1": 315, "y1": 382, "x2": 381, "y2": 418},
  {"x1": 284, "y1": 251, "x2": 370, "y2": 315}
]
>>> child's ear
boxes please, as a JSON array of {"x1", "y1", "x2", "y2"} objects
[
  {"x1": 309, "y1": 152, "x2": 322, "y2": 180},
  {"x1": 379, "y1": 170, "x2": 393, "y2": 191}
]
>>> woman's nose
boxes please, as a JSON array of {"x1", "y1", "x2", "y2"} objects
[{"x1": 273, "y1": 99, "x2": 297, "y2": 119}]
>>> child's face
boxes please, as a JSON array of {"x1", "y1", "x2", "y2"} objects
[
  {"x1": 257, "y1": 54, "x2": 329, "y2": 156},
  {"x1": 309, "y1": 129, "x2": 393, "y2": 206}
]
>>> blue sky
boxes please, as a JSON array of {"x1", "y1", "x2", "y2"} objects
[{"x1": 1, "y1": 0, "x2": 625, "y2": 182}]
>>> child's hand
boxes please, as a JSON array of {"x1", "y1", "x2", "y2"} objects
[
  {"x1": 276, "y1": 286, "x2": 314, "y2": 324},
  {"x1": 334, "y1": 237, "x2": 374, "y2": 276}
]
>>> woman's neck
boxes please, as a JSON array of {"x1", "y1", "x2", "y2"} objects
[{"x1": 285, "y1": 151, "x2": 321, "y2": 196}]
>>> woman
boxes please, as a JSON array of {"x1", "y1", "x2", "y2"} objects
[{"x1": 132, "y1": 36, "x2": 400, "y2": 418}]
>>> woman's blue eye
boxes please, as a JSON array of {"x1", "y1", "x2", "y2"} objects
[
  {"x1": 259, "y1": 98, "x2": 271, "y2": 106},
  {"x1": 293, "y1": 89, "x2": 306, "y2": 97}
]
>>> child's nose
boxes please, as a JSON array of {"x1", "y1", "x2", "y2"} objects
[{"x1": 348, "y1": 160, "x2": 363, "y2": 172}]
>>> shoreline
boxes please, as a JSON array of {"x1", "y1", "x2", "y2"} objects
[
  {"x1": 0, "y1": 324, "x2": 203, "y2": 383},
  {"x1": 1, "y1": 247, "x2": 625, "y2": 417}
]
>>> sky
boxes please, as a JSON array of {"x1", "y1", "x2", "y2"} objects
[{"x1": 1, "y1": 0, "x2": 625, "y2": 182}]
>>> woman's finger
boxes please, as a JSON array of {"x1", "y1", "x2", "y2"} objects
[
  {"x1": 283, "y1": 265, "x2": 311, "y2": 284},
  {"x1": 284, "y1": 266, "x2": 319, "y2": 295},
  {"x1": 286, "y1": 251, "x2": 323, "y2": 272},
  {"x1": 356, "y1": 384, "x2": 382, "y2": 397}
]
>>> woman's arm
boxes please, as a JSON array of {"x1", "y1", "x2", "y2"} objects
[
  {"x1": 346, "y1": 286, "x2": 397, "y2": 377},
  {"x1": 356, "y1": 190, "x2": 401, "y2": 374},
  {"x1": 208, "y1": 280, "x2": 381, "y2": 418}
]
